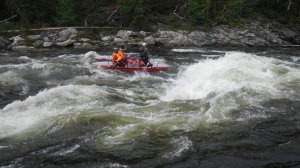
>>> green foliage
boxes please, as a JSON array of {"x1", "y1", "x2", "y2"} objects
[
  {"x1": 55, "y1": 0, "x2": 76, "y2": 26},
  {"x1": 73, "y1": 0, "x2": 104, "y2": 26},
  {"x1": 23, "y1": 37, "x2": 31, "y2": 46},
  {"x1": 129, "y1": 15, "x2": 152, "y2": 31},
  {"x1": 190, "y1": 0, "x2": 248, "y2": 25},
  {"x1": 5, "y1": 0, "x2": 57, "y2": 27},
  {"x1": 164, "y1": 15, "x2": 194, "y2": 30},
  {"x1": 217, "y1": 0, "x2": 247, "y2": 24},
  {"x1": 19, "y1": 10, "x2": 30, "y2": 29},
  {"x1": 117, "y1": 0, "x2": 143, "y2": 26},
  {"x1": 117, "y1": 0, "x2": 159, "y2": 30},
  {"x1": 190, "y1": 0, "x2": 211, "y2": 25},
  {"x1": 79, "y1": 28, "x2": 102, "y2": 40},
  {"x1": 124, "y1": 0, "x2": 152, "y2": 31},
  {"x1": 143, "y1": 0, "x2": 180, "y2": 14},
  {"x1": 1, "y1": 0, "x2": 299, "y2": 29}
]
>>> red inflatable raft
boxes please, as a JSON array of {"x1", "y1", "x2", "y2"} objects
[
  {"x1": 100, "y1": 65, "x2": 168, "y2": 72},
  {"x1": 95, "y1": 55, "x2": 169, "y2": 72}
]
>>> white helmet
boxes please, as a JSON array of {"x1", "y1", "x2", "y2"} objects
[{"x1": 142, "y1": 42, "x2": 147, "y2": 47}]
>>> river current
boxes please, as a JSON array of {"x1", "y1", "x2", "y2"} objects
[{"x1": 0, "y1": 47, "x2": 300, "y2": 168}]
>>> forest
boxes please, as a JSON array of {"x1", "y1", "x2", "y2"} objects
[{"x1": 0, "y1": 0, "x2": 299, "y2": 31}]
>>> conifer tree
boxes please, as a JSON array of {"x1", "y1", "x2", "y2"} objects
[{"x1": 56, "y1": 0, "x2": 75, "y2": 26}]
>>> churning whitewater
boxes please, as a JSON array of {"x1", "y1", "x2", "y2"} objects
[{"x1": 0, "y1": 48, "x2": 300, "y2": 167}]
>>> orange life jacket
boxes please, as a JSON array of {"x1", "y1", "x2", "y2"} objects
[
  {"x1": 112, "y1": 51, "x2": 119, "y2": 63},
  {"x1": 117, "y1": 50, "x2": 124, "y2": 61}
]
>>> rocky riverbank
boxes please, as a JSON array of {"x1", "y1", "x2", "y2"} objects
[{"x1": 0, "y1": 22, "x2": 299, "y2": 51}]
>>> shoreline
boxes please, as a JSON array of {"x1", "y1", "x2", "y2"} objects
[{"x1": 0, "y1": 22, "x2": 299, "y2": 52}]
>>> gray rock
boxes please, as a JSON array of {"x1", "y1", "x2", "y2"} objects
[
  {"x1": 116, "y1": 30, "x2": 127, "y2": 38},
  {"x1": 69, "y1": 34, "x2": 77, "y2": 39},
  {"x1": 56, "y1": 39, "x2": 76, "y2": 47},
  {"x1": 56, "y1": 36, "x2": 67, "y2": 42},
  {"x1": 177, "y1": 30, "x2": 190, "y2": 35},
  {"x1": 43, "y1": 37, "x2": 51, "y2": 42},
  {"x1": 12, "y1": 46, "x2": 35, "y2": 51},
  {"x1": 270, "y1": 23, "x2": 297, "y2": 41},
  {"x1": 80, "y1": 38, "x2": 90, "y2": 43},
  {"x1": 74, "y1": 42, "x2": 95, "y2": 49},
  {"x1": 112, "y1": 38, "x2": 124, "y2": 46},
  {"x1": 33, "y1": 40, "x2": 44, "y2": 48},
  {"x1": 9, "y1": 35, "x2": 24, "y2": 46},
  {"x1": 56, "y1": 28, "x2": 78, "y2": 43},
  {"x1": 155, "y1": 31, "x2": 191, "y2": 46},
  {"x1": 139, "y1": 31, "x2": 147, "y2": 37},
  {"x1": 116, "y1": 30, "x2": 134, "y2": 38},
  {"x1": 188, "y1": 31, "x2": 215, "y2": 46},
  {"x1": 101, "y1": 36, "x2": 113, "y2": 42},
  {"x1": 43, "y1": 41, "x2": 53, "y2": 47},
  {"x1": 58, "y1": 28, "x2": 77, "y2": 38},
  {"x1": 131, "y1": 31, "x2": 139, "y2": 37},
  {"x1": 27, "y1": 35, "x2": 41, "y2": 41},
  {"x1": 144, "y1": 36, "x2": 155, "y2": 45}
]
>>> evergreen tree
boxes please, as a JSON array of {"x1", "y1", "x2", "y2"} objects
[
  {"x1": 190, "y1": 0, "x2": 211, "y2": 25},
  {"x1": 5, "y1": 0, "x2": 57, "y2": 27},
  {"x1": 1, "y1": 0, "x2": 299, "y2": 29},
  {"x1": 56, "y1": 0, "x2": 76, "y2": 26},
  {"x1": 129, "y1": 0, "x2": 149, "y2": 30},
  {"x1": 117, "y1": 0, "x2": 136, "y2": 26}
]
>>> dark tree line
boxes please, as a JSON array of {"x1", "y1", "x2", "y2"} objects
[{"x1": 0, "y1": 0, "x2": 299, "y2": 30}]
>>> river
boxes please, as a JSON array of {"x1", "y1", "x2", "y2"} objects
[{"x1": 0, "y1": 47, "x2": 300, "y2": 168}]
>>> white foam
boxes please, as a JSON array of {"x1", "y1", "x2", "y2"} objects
[
  {"x1": 0, "y1": 63, "x2": 30, "y2": 69},
  {"x1": 163, "y1": 136, "x2": 193, "y2": 158},
  {"x1": 0, "y1": 57, "x2": 46, "y2": 72},
  {"x1": 201, "y1": 54, "x2": 222, "y2": 58},
  {"x1": 0, "y1": 71, "x2": 28, "y2": 93},
  {"x1": 171, "y1": 48, "x2": 205, "y2": 53},
  {"x1": 18, "y1": 56, "x2": 31, "y2": 60},
  {"x1": 211, "y1": 50, "x2": 228, "y2": 53},
  {"x1": 102, "y1": 124, "x2": 138, "y2": 146},
  {"x1": 162, "y1": 52, "x2": 300, "y2": 101},
  {"x1": 291, "y1": 57, "x2": 300, "y2": 62},
  {"x1": 0, "y1": 145, "x2": 11, "y2": 149},
  {"x1": 0, "y1": 85, "x2": 108, "y2": 138},
  {"x1": 52, "y1": 144, "x2": 80, "y2": 156},
  {"x1": 104, "y1": 163, "x2": 129, "y2": 168},
  {"x1": 161, "y1": 52, "x2": 300, "y2": 121}
]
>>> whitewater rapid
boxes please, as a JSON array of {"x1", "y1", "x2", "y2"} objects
[
  {"x1": 162, "y1": 52, "x2": 300, "y2": 120},
  {"x1": 1, "y1": 51, "x2": 300, "y2": 147},
  {"x1": 163, "y1": 52, "x2": 300, "y2": 101},
  {"x1": 1, "y1": 49, "x2": 300, "y2": 167}
]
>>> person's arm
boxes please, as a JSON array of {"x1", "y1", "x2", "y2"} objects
[{"x1": 145, "y1": 48, "x2": 149, "y2": 58}]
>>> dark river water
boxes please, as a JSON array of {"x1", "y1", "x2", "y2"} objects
[{"x1": 0, "y1": 47, "x2": 300, "y2": 168}]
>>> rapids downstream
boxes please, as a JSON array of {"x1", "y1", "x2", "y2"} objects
[{"x1": 0, "y1": 47, "x2": 300, "y2": 168}]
